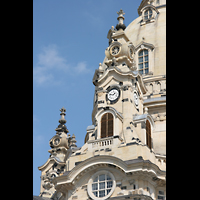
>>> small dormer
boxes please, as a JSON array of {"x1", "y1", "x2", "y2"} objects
[
  {"x1": 138, "y1": 0, "x2": 163, "y2": 15},
  {"x1": 140, "y1": 4, "x2": 159, "y2": 25},
  {"x1": 138, "y1": 0, "x2": 166, "y2": 25}
]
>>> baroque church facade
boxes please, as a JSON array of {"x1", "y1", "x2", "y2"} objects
[{"x1": 35, "y1": 0, "x2": 166, "y2": 199}]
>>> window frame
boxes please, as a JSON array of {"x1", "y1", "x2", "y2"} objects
[
  {"x1": 135, "y1": 42, "x2": 155, "y2": 76},
  {"x1": 146, "y1": 120, "x2": 152, "y2": 149},
  {"x1": 140, "y1": 5, "x2": 159, "y2": 25},
  {"x1": 138, "y1": 49, "x2": 149, "y2": 75},
  {"x1": 144, "y1": 9, "x2": 153, "y2": 21},
  {"x1": 87, "y1": 170, "x2": 116, "y2": 200},
  {"x1": 101, "y1": 113, "x2": 114, "y2": 138}
]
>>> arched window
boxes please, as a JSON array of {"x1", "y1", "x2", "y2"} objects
[
  {"x1": 144, "y1": 9, "x2": 153, "y2": 20},
  {"x1": 138, "y1": 49, "x2": 149, "y2": 75},
  {"x1": 101, "y1": 113, "x2": 113, "y2": 138},
  {"x1": 146, "y1": 120, "x2": 152, "y2": 149}
]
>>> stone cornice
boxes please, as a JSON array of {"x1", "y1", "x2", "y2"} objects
[
  {"x1": 142, "y1": 74, "x2": 166, "y2": 83},
  {"x1": 93, "y1": 66, "x2": 147, "y2": 95},
  {"x1": 95, "y1": 106, "x2": 123, "y2": 122},
  {"x1": 143, "y1": 96, "x2": 166, "y2": 108},
  {"x1": 52, "y1": 155, "x2": 165, "y2": 191},
  {"x1": 112, "y1": 30, "x2": 129, "y2": 42},
  {"x1": 110, "y1": 193, "x2": 153, "y2": 200},
  {"x1": 132, "y1": 114, "x2": 155, "y2": 128},
  {"x1": 134, "y1": 41, "x2": 155, "y2": 52},
  {"x1": 38, "y1": 157, "x2": 66, "y2": 171}
]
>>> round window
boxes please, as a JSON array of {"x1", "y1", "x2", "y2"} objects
[
  {"x1": 110, "y1": 45, "x2": 120, "y2": 56},
  {"x1": 53, "y1": 137, "x2": 60, "y2": 146},
  {"x1": 87, "y1": 170, "x2": 116, "y2": 200}
]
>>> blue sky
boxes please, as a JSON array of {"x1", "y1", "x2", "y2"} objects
[{"x1": 33, "y1": 0, "x2": 141, "y2": 196}]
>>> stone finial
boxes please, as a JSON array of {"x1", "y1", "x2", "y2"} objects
[
  {"x1": 117, "y1": 9, "x2": 125, "y2": 21},
  {"x1": 98, "y1": 63, "x2": 103, "y2": 71},
  {"x1": 70, "y1": 134, "x2": 77, "y2": 147},
  {"x1": 116, "y1": 9, "x2": 126, "y2": 30},
  {"x1": 55, "y1": 107, "x2": 69, "y2": 134},
  {"x1": 144, "y1": 107, "x2": 148, "y2": 114},
  {"x1": 59, "y1": 107, "x2": 67, "y2": 124}
]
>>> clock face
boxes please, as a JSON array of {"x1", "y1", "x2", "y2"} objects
[
  {"x1": 108, "y1": 89, "x2": 119, "y2": 101},
  {"x1": 54, "y1": 138, "x2": 60, "y2": 146},
  {"x1": 133, "y1": 92, "x2": 139, "y2": 106},
  {"x1": 106, "y1": 87, "x2": 120, "y2": 104}
]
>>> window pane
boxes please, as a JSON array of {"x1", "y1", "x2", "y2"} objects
[
  {"x1": 99, "y1": 182, "x2": 105, "y2": 189},
  {"x1": 108, "y1": 113, "x2": 113, "y2": 120},
  {"x1": 99, "y1": 190, "x2": 105, "y2": 197},
  {"x1": 145, "y1": 62, "x2": 148, "y2": 68},
  {"x1": 93, "y1": 177, "x2": 98, "y2": 183},
  {"x1": 145, "y1": 68, "x2": 149, "y2": 74},
  {"x1": 139, "y1": 70, "x2": 143, "y2": 75},
  {"x1": 146, "y1": 121, "x2": 151, "y2": 149},
  {"x1": 139, "y1": 57, "x2": 143, "y2": 63},
  {"x1": 149, "y1": 14, "x2": 152, "y2": 18},
  {"x1": 101, "y1": 113, "x2": 113, "y2": 138},
  {"x1": 139, "y1": 51, "x2": 143, "y2": 56},
  {"x1": 92, "y1": 183, "x2": 98, "y2": 191},
  {"x1": 99, "y1": 174, "x2": 105, "y2": 181},
  {"x1": 149, "y1": 9, "x2": 152, "y2": 14},
  {"x1": 138, "y1": 64, "x2": 143, "y2": 70},
  {"x1": 107, "y1": 113, "x2": 113, "y2": 137},
  {"x1": 144, "y1": 10, "x2": 148, "y2": 15},
  {"x1": 144, "y1": 55, "x2": 148, "y2": 61},
  {"x1": 107, "y1": 181, "x2": 113, "y2": 188},
  {"x1": 108, "y1": 120, "x2": 113, "y2": 137},
  {"x1": 93, "y1": 191, "x2": 98, "y2": 197},
  {"x1": 144, "y1": 50, "x2": 148, "y2": 55},
  {"x1": 158, "y1": 196, "x2": 164, "y2": 200},
  {"x1": 107, "y1": 189, "x2": 111, "y2": 194},
  {"x1": 106, "y1": 175, "x2": 111, "y2": 180}
]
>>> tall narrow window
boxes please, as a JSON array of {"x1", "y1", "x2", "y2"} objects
[
  {"x1": 138, "y1": 49, "x2": 149, "y2": 75},
  {"x1": 101, "y1": 113, "x2": 113, "y2": 138},
  {"x1": 146, "y1": 120, "x2": 152, "y2": 149}
]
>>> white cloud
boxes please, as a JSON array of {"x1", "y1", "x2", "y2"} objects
[
  {"x1": 33, "y1": 66, "x2": 55, "y2": 86},
  {"x1": 33, "y1": 44, "x2": 68, "y2": 86},
  {"x1": 33, "y1": 44, "x2": 91, "y2": 87},
  {"x1": 74, "y1": 61, "x2": 91, "y2": 74},
  {"x1": 37, "y1": 44, "x2": 67, "y2": 71}
]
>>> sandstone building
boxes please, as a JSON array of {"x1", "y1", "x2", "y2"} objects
[{"x1": 34, "y1": 0, "x2": 166, "y2": 199}]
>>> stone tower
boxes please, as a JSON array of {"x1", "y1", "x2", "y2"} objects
[{"x1": 37, "y1": 1, "x2": 166, "y2": 199}]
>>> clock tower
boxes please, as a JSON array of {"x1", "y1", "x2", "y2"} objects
[
  {"x1": 89, "y1": 9, "x2": 153, "y2": 144},
  {"x1": 37, "y1": 3, "x2": 166, "y2": 199}
]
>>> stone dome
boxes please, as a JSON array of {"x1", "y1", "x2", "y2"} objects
[
  {"x1": 125, "y1": 0, "x2": 166, "y2": 76},
  {"x1": 102, "y1": 0, "x2": 166, "y2": 77}
]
